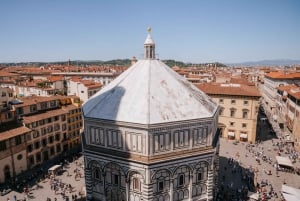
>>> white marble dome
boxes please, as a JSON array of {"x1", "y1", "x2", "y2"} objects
[{"x1": 83, "y1": 59, "x2": 218, "y2": 124}]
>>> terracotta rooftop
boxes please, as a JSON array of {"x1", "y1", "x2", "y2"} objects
[
  {"x1": 276, "y1": 84, "x2": 298, "y2": 91},
  {"x1": 0, "y1": 126, "x2": 31, "y2": 141},
  {"x1": 22, "y1": 108, "x2": 68, "y2": 124},
  {"x1": 13, "y1": 95, "x2": 66, "y2": 108},
  {"x1": 62, "y1": 104, "x2": 79, "y2": 111},
  {"x1": 196, "y1": 83, "x2": 261, "y2": 97},
  {"x1": 265, "y1": 71, "x2": 300, "y2": 79},
  {"x1": 0, "y1": 71, "x2": 19, "y2": 77},
  {"x1": 47, "y1": 76, "x2": 64, "y2": 82}
]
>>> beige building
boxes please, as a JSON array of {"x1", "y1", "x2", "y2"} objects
[
  {"x1": 0, "y1": 95, "x2": 83, "y2": 183},
  {"x1": 197, "y1": 83, "x2": 260, "y2": 143},
  {"x1": 0, "y1": 127, "x2": 31, "y2": 183},
  {"x1": 276, "y1": 84, "x2": 300, "y2": 146}
]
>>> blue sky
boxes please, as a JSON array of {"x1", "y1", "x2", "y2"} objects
[{"x1": 1, "y1": 0, "x2": 299, "y2": 63}]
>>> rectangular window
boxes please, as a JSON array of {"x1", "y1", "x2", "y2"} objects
[
  {"x1": 158, "y1": 181, "x2": 164, "y2": 192},
  {"x1": 197, "y1": 172, "x2": 203, "y2": 182},
  {"x1": 47, "y1": 125, "x2": 53, "y2": 133},
  {"x1": 27, "y1": 144, "x2": 33, "y2": 152},
  {"x1": 179, "y1": 174, "x2": 185, "y2": 186},
  {"x1": 230, "y1": 110, "x2": 235, "y2": 117},
  {"x1": 40, "y1": 102, "x2": 47, "y2": 110},
  {"x1": 50, "y1": 146, "x2": 55, "y2": 155},
  {"x1": 15, "y1": 136, "x2": 22, "y2": 145},
  {"x1": 32, "y1": 122, "x2": 37, "y2": 128},
  {"x1": 50, "y1": 100, "x2": 56, "y2": 107},
  {"x1": 0, "y1": 141, "x2": 7, "y2": 151},
  {"x1": 244, "y1": 100, "x2": 249, "y2": 105},
  {"x1": 159, "y1": 134, "x2": 164, "y2": 150},
  {"x1": 230, "y1": 122, "x2": 235, "y2": 126},
  {"x1": 33, "y1": 130, "x2": 40, "y2": 138},
  {"x1": 36, "y1": 153, "x2": 41, "y2": 162},
  {"x1": 62, "y1": 124, "x2": 67, "y2": 131},
  {"x1": 219, "y1": 99, "x2": 224, "y2": 104},
  {"x1": 30, "y1": 104, "x2": 37, "y2": 112},
  {"x1": 56, "y1": 144, "x2": 61, "y2": 152},
  {"x1": 39, "y1": 119, "x2": 45, "y2": 126},
  {"x1": 242, "y1": 123, "x2": 247, "y2": 128},
  {"x1": 61, "y1": 115, "x2": 66, "y2": 121},
  {"x1": 35, "y1": 141, "x2": 40, "y2": 149},
  {"x1": 243, "y1": 111, "x2": 248, "y2": 118},
  {"x1": 54, "y1": 123, "x2": 60, "y2": 131},
  {"x1": 219, "y1": 108, "x2": 224, "y2": 116},
  {"x1": 48, "y1": 136, "x2": 54, "y2": 144},
  {"x1": 17, "y1": 107, "x2": 24, "y2": 115},
  {"x1": 113, "y1": 174, "x2": 119, "y2": 185},
  {"x1": 133, "y1": 178, "x2": 140, "y2": 191},
  {"x1": 231, "y1": 100, "x2": 236, "y2": 104},
  {"x1": 42, "y1": 138, "x2": 47, "y2": 146},
  {"x1": 47, "y1": 118, "x2": 52, "y2": 123},
  {"x1": 29, "y1": 156, "x2": 34, "y2": 165},
  {"x1": 5, "y1": 112, "x2": 12, "y2": 119}
]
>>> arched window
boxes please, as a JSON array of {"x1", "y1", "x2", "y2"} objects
[
  {"x1": 195, "y1": 162, "x2": 208, "y2": 183},
  {"x1": 94, "y1": 168, "x2": 100, "y2": 180},
  {"x1": 151, "y1": 169, "x2": 170, "y2": 194},
  {"x1": 132, "y1": 177, "x2": 140, "y2": 191},
  {"x1": 90, "y1": 161, "x2": 101, "y2": 182},
  {"x1": 4, "y1": 165, "x2": 11, "y2": 181}
]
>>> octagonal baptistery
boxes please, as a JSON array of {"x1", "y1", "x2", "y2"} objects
[{"x1": 82, "y1": 30, "x2": 220, "y2": 201}]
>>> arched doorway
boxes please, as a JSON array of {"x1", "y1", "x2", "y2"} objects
[{"x1": 4, "y1": 165, "x2": 11, "y2": 182}]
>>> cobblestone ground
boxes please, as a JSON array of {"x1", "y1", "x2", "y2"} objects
[
  {"x1": 218, "y1": 137, "x2": 300, "y2": 201},
  {"x1": 2, "y1": 155, "x2": 86, "y2": 201}
]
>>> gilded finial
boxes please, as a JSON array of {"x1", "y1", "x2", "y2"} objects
[{"x1": 147, "y1": 26, "x2": 151, "y2": 33}]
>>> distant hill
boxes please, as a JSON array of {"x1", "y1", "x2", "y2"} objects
[
  {"x1": 228, "y1": 59, "x2": 300, "y2": 66},
  {"x1": 0, "y1": 59, "x2": 227, "y2": 68}
]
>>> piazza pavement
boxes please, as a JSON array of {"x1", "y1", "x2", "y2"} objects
[{"x1": 2, "y1": 155, "x2": 86, "y2": 201}]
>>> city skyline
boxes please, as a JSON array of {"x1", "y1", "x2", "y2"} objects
[{"x1": 1, "y1": 0, "x2": 300, "y2": 63}]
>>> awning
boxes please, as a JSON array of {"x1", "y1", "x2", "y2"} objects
[
  {"x1": 281, "y1": 185, "x2": 300, "y2": 201},
  {"x1": 276, "y1": 156, "x2": 294, "y2": 168},
  {"x1": 247, "y1": 191, "x2": 259, "y2": 200},
  {"x1": 228, "y1": 132, "x2": 235, "y2": 137},
  {"x1": 240, "y1": 134, "x2": 248, "y2": 139}
]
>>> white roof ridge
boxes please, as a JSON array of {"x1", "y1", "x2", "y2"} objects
[
  {"x1": 83, "y1": 61, "x2": 140, "y2": 115},
  {"x1": 147, "y1": 60, "x2": 152, "y2": 124},
  {"x1": 83, "y1": 59, "x2": 218, "y2": 124},
  {"x1": 162, "y1": 62, "x2": 216, "y2": 114}
]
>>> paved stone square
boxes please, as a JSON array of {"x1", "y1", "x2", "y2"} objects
[
  {"x1": 2, "y1": 155, "x2": 86, "y2": 201},
  {"x1": 218, "y1": 137, "x2": 300, "y2": 200}
]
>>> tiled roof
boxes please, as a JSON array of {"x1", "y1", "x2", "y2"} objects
[
  {"x1": 265, "y1": 71, "x2": 300, "y2": 79},
  {"x1": 0, "y1": 71, "x2": 19, "y2": 77},
  {"x1": 276, "y1": 84, "x2": 298, "y2": 91},
  {"x1": 62, "y1": 104, "x2": 79, "y2": 111},
  {"x1": 0, "y1": 126, "x2": 31, "y2": 141},
  {"x1": 87, "y1": 83, "x2": 102, "y2": 89},
  {"x1": 22, "y1": 108, "x2": 68, "y2": 124},
  {"x1": 196, "y1": 83, "x2": 261, "y2": 97},
  {"x1": 47, "y1": 76, "x2": 64, "y2": 82},
  {"x1": 13, "y1": 95, "x2": 66, "y2": 108}
]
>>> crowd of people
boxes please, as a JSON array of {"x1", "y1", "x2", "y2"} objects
[{"x1": 217, "y1": 137, "x2": 300, "y2": 201}]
